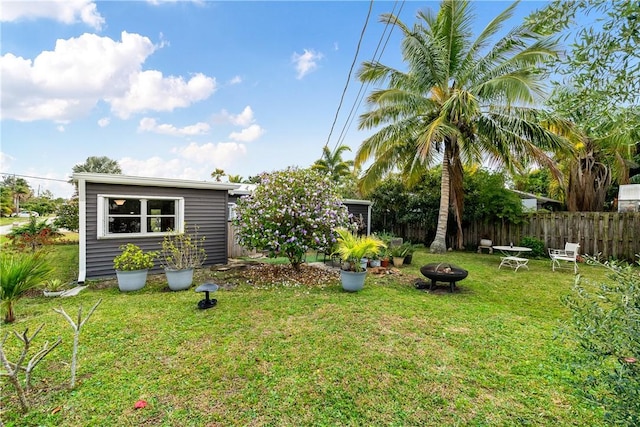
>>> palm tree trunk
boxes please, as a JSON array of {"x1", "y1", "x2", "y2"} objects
[{"x1": 430, "y1": 149, "x2": 450, "y2": 253}]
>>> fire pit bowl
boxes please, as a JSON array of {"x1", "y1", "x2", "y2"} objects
[{"x1": 418, "y1": 263, "x2": 468, "y2": 292}]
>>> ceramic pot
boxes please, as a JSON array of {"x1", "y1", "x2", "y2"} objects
[
  {"x1": 165, "y1": 268, "x2": 194, "y2": 291},
  {"x1": 392, "y1": 256, "x2": 405, "y2": 267},
  {"x1": 340, "y1": 270, "x2": 366, "y2": 292},
  {"x1": 116, "y1": 269, "x2": 148, "y2": 292}
]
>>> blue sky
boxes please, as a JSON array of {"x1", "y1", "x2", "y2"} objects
[{"x1": 1, "y1": 0, "x2": 547, "y2": 198}]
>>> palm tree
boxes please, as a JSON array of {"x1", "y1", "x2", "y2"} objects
[
  {"x1": 312, "y1": 145, "x2": 355, "y2": 182},
  {"x1": 355, "y1": 0, "x2": 572, "y2": 252},
  {"x1": 211, "y1": 168, "x2": 226, "y2": 182}
]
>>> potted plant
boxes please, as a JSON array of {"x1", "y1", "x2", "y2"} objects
[
  {"x1": 160, "y1": 225, "x2": 207, "y2": 291},
  {"x1": 380, "y1": 247, "x2": 391, "y2": 268},
  {"x1": 113, "y1": 243, "x2": 157, "y2": 292},
  {"x1": 43, "y1": 278, "x2": 68, "y2": 297},
  {"x1": 391, "y1": 244, "x2": 409, "y2": 267},
  {"x1": 402, "y1": 243, "x2": 424, "y2": 265},
  {"x1": 333, "y1": 228, "x2": 385, "y2": 292}
]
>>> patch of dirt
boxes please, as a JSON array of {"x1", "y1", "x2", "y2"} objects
[{"x1": 235, "y1": 263, "x2": 340, "y2": 288}]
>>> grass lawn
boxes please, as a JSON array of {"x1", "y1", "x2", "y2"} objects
[{"x1": 2, "y1": 247, "x2": 613, "y2": 426}]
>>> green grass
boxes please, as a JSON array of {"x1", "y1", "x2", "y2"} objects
[{"x1": 1, "y1": 247, "x2": 615, "y2": 426}]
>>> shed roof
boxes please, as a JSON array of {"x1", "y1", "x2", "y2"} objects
[
  {"x1": 73, "y1": 173, "x2": 240, "y2": 191},
  {"x1": 619, "y1": 184, "x2": 640, "y2": 201},
  {"x1": 509, "y1": 189, "x2": 562, "y2": 204}
]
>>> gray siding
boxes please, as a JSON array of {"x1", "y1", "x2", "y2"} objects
[
  {"x1": 85, "y1": 183, "x2": 228, "y2": 279},
  {"x1": 345, "y1": 202, "x2": 370, "y2": 233}
]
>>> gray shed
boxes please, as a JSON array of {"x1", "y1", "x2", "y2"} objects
[
  {"x1": 618, "y1": 184, "x2": 640, "y2": 212},
  {"x1": 74, "y1": 173, "x2": 238, "y2": 282}
]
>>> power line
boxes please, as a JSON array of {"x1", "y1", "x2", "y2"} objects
[
  {"x1": 333, "y1": 1, "x2": 405, "y2": 153},
  {"x1": 0, "y1": 172, "x2": 70, "y2": 183},
  {"x1": 324, "y1": 0, "x2": 375, "y2": 150}
]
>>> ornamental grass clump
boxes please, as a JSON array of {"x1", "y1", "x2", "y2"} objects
[
  {"x1": 160, "y1": 225, "x2": 207, "y2": 270},
  {"x1": 233, "y1": 167, "x2": 353, "y2": 270},
  {"x1": 0, "y1": 251, "x2": 53, "y2": 323},
  {"x1": 333, "y1": 228, "x2": 385, "y2": 272},
  {"x1": 113, "y1": 243, "x2": 157, "y2": 271}
]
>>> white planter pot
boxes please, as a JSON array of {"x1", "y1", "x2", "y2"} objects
[
  {"x1": 165, "y1": 268, "x2": 194, "y2": 291},
  {"x1": 370, "y1": 259, "x2": 381, "y2": 268},
  {"x1": 43, "y1": 290, "x2": 65, "y2": 297},
  {"x1": 116, "y1": 269, "x2": 148, "y2": 292},
  {"x1": 392, "y1": 256, "x2": 405, "y2": 267},
  {"x1": 480, "y1": 239, "x2": 492, "y2": 247},
  {"x1": 340, "y1": 270, "x2": 367, "y2": 292}
]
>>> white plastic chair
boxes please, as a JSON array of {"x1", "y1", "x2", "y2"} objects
[{"x1": 548, "y1": 243, "x2": 580, "y2": 274}]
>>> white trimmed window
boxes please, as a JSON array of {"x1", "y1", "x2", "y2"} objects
[{"x1": 97, "y1": 195, "x2": 184, "y2": 238}]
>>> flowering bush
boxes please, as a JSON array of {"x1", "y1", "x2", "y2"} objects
[{"x1": 233, "y1": 167, "x2": 353, "y2": 269}]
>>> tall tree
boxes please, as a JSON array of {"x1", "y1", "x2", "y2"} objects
[
  {"x1": 72, "y1": 156, "x2": 122, "y2": 175},
  {"x1": 527, "y1": 1, "x2": 640, "y2": 210},
  {"x1": 355, "y1": 0, "x2": 571, "y2": 252},
  {"x1": 311, "y1": 145, "x2": 355, "y2": 182},
  {"x1": 1, "y1": 176, "x2": 32, "y2": 215}
]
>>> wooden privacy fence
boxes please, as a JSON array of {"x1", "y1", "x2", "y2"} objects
[{"x1": 463, "y1": 212, "x2": 640, "y2": 262}]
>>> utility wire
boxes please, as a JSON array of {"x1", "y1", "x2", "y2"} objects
[
  {"x1": 333, "y1": 0, "x2": 405, "y2": 153},
  {"x1": 324, "y1": 0, "x2": 375, "y2": 150},
  {"x1": 0, "y1": 172, "x2": 70, "y2": 183}
]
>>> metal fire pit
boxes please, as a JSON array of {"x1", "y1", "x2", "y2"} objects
[{"x1": 418, "y1": 263, "x2": 468, "y2": 292}]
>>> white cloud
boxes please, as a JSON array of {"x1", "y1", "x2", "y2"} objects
[
  {"x1": 119, "y1": 141, "x2": 247, "y2": 181},
  {"x1": 119, "y1": 156, "x2": 193, "y2": 179},
  {"x1": 1, "y1": 32, "x2": 154, "y2": 121},
  {"x1": 0, "y1": 152, "x2": 15, "y2": 172},
  {"x1": 215, "y1": 106, "x2": 254, "y2": 126},
  {"x1": 107, "y1": 71, "x2": 216, "y2": 119},
  {"x1": 98, "y1": 117, "x2": 110, "y2": 127},
  {"x1": 228, "y1": 75, "x2": 242, "y2": 85},
  {"x1": 138, "y1": 117, "x2": 210, "y2": 136},
  {"x1": 56, "y1": 125, "x2": 65, "y2": 132},
  {"x1": 292, "y1": 49, "x2": 323, "y2": 79},
  {"x1": 0, "y1": 0, "x2": 105, "y2": 30},
  {"x1": 172, "y1": 142, "x2": 247, "y2": 164},
  {"x1": 0, "y1": 31, "x2": 217, "y2": 122},
  {"x1": 229, "y1": 124, "x2": 264, "y2": 142}
]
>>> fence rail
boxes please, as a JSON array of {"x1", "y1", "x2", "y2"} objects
[
  {"x1": 383, "y1": 212, "x2": 640, "y2": 262},
  {"x1": 464, "y1": 212, "x2": 640, "y2": 262}
]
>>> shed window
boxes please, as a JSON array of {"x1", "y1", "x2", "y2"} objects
[{"x1": 98, "y1": 195, "x2": 184, "y2": 238}]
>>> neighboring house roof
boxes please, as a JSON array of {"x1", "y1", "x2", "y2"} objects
[
  {"x1": 618, "y1": 184, "x2": 640, "y2": 201},
  {"x1": 228, "y1": 183, "x2": 257, "y2": 196},
  {"x1": 73, "y1": 173, "x2": 240, "y2": 191},
  {"x1": 509, "y1": 189, "x2": 563, "y2": 205}
]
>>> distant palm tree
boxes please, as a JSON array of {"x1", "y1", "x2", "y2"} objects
[
  {"x1": 356, "y1": 0, "x2": 571, "y2": 252},
  {"x1": 227, "y1": 174, "x2": 244, "y2": 183},
  {"x1": 312, "y1": 145, "x2": 355, "y2": 182},
  {"x1": 211, "y1": 168, "x2": 225, "y2": 182}
]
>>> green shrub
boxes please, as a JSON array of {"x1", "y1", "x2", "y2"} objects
[
  {"x1": 520, "y1": 236, "x2": 546, "y2": 258},
  {"x1": 113, "y1": 243, "x2": 157, "y2": 271},
  {"x1": 561, "y1": 256, "x2": 640, "y2": 425}
]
